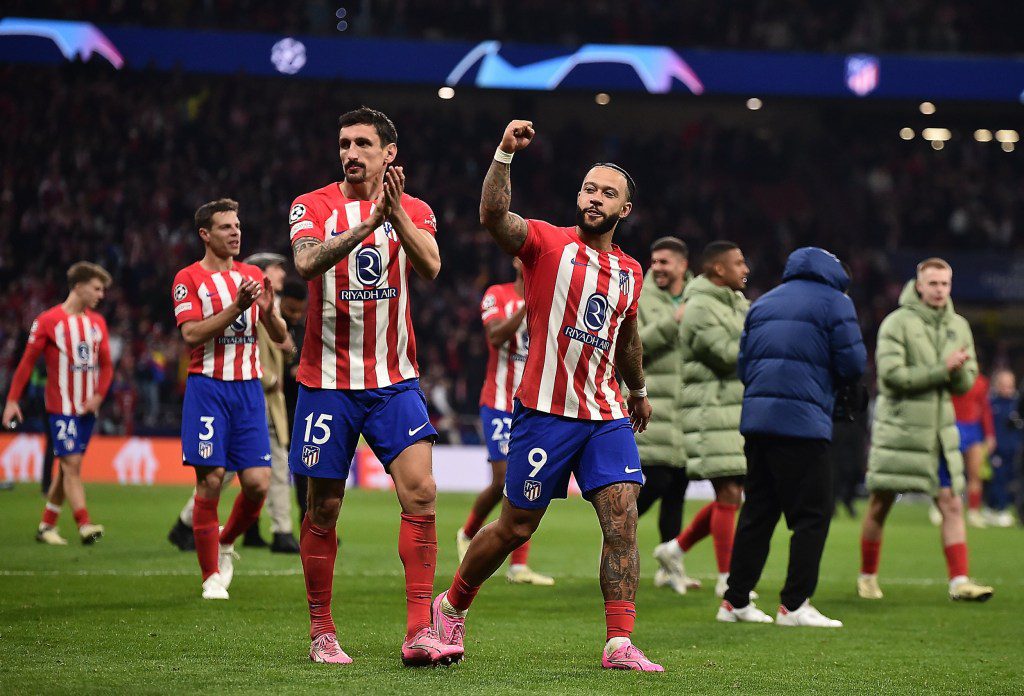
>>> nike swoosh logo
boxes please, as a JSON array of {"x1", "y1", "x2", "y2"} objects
[
  {"x1": 408, "y1": 423, "x2": 429, "y2": 437},
  {"x1": 570, "y1": 259, "x2": 589, "y2": 267},
  {"x1": 625, "y1": 466, "x2": 641, "y2": 474}
]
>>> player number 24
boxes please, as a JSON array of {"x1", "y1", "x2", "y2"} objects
[
  {"x1": 303, "y1": 413, "x2": 333, "y2": 445},
  {"x1": 56, "y1": 419, "x2": 78, "y2": 441}
]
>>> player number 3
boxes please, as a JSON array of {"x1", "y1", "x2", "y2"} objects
[
  {"x1": 528, "y1": 447, "x2": 547, "y2": 477},
  {"x1": 303, "y1": 413, "x2": 333, "y2": 445}
]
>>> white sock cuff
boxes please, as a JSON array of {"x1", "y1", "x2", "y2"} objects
[{"x1": 45, "y1": 503, "x2": 61, "y2": 513}]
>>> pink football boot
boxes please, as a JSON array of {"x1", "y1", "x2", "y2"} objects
[
  {"x1": 401, "y1": 626, "x2": 464, "y2": 667},
  {"x1": 309, "y1": 633, "x2": 353, "y2": 664},
  {"x1": 601, "y1": 640, "x2": 664, "y2": 672},
  {"x1": 430, "y1": 592, "x2": 466, "y2": 664}
]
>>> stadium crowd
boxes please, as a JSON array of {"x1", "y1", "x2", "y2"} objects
[
  {"x1": 1, "y1": 64, "x2": 1023, "y2": 435},
  {"x1": 11, "y1": 0, "x2": 1024, "y2": 54}
]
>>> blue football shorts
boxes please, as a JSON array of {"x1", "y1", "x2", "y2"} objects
[
  {"x1": 288, "y1": 378, "x2": 437, "y2": 480},
  {"x1": 181, "y1": 374, "x2": 271, "y2": 471},
  {"x1": 504, "y1": 400, "x2": 643, "y2": 510}
]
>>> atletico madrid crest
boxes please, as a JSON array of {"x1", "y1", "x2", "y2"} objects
[
  {"x1": 198, "y1": 441, "x2": 213, "y2": 459},
  {"x1": 302, "y1": 445, "x2": 321, "y2": 468},
  {"x1": 523, "y1": 479, "x2": 542, "y2": 502},
  {"x1": 618, "y1": 269, "x2": 632, "y2": 296}
]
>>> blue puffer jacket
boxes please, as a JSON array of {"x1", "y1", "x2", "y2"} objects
[{"x1": 738, "y1": 247, "x2": 867, "y2": 441}]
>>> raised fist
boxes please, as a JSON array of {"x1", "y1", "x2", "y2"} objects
[{"x1": 499, "y1": 120, "x2": 535, "y2": 154}]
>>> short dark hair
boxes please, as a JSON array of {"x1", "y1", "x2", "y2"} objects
[
  {"x1": 280, "y1": 279, "x2": 308, "y2": 301},
  {"x1": 700, "y1": 240, "x2": 740, "y2": 273},
  {"x1": 67, "y1": 261, "x2": 112, "y2": 289},
  {"x1": 651, "y1": 237, "x2": 688, "y2": 259},
  {"x1": 195, "y1": 198, "x2": 239, "y2": 232},
  {"x1": 590, "y1": 162, "x2": 636, "y2": 201},
  {"x1": 338, "y1": 106, "x2": 398, "y2": 146}
]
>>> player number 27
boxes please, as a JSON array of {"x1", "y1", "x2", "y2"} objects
[
  {"x1": 528, "y1": 447, "x2": 547, "y2": 478},
  {"x1": 303, "y1": 413, "x2": 333, "y2": 445}
]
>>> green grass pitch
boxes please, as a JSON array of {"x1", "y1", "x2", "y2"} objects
[{"x1": 0, "y1": 484, "x2": 1020, "y2": 694}]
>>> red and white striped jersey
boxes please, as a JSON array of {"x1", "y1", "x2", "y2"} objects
[
  {"x1": 172, "y1": 261, "x2": 264, "y2": 381},
  {"x1": 288, "y1": 183, "x2": 437, "y2": 390},
  {"x1": 515, "y1": 219, "x2": 643, "y2": 420},
  {"x1": 479, "y1": 282, "x2": 528, "y2": 411},
  {"x1": 6, "y1": 305, "x2": 113, "y2": 416}
]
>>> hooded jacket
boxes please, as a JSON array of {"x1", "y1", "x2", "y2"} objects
[
  {"x1": 677, "y1": 274, "x2": 749, "y2": 479},
  {"x1": 866, "y1": 281, "x2": 977, "y2": 495},
  {"x1": 738, "y1": 247, "x2": 867, "y2": 441},
  {"x1": 635, "y1": 269, "x2": 691, "y2": 468}
]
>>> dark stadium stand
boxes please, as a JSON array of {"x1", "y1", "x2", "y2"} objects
[
  {"x1": 8, "y1": 0, "x2": 1024, "y2": 54},
  {"x1": 1, "y1": 30, "x2": 1022, "y2": 436}
]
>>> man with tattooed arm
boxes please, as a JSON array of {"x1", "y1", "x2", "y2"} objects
[
  {"x1": 287, "y1": 107, "x2": 458, "y2": 667},
  {"x1": 432, "y1": 120, "x2": 663, "y2": 672}
]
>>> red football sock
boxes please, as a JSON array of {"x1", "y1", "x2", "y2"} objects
[
  {"x1": 300, "y1": 515, "x2": 338, "y2": 639},
  {"x1": 41, "y1": 503, "x2": 60, "y2": 527},
  {"x1": 72, "y1": 507, "x2": 91, "y2": 528},
  {"x1": 510, "y1": 539, "x2": 531, "y2": 566},
  {"x1": 447, "y1": 570, "x2": 481, "y2": 612},
  {"x1": 676, "y1": 502, "x2": 714, "y2": 552},
  {"x1": 192, "y1": 496, "x2": 220, "y2": 581},
  {"x1": 710, "y1": 502, "x2": 739, "y2": 573},
  {"x1": 399, "y1": 513, "x2": 437, "y2": 638},
  {"x1": 944, "y1": 542, "x2": 969, "y2": 579},
  {"x1": 219, "y1": 491, "x2": 264, "y2": 545},
  {"x1": 604, "y1": 600, "x2": 636, "y2": 641},
  {"x1": 967, "y1": 490, "x2": 982, "y2": 512},
  {"x1": 462, "y1": 510, "x2": 486, "y2": 538},
  {"x1": 861, "y1": 537, "x2": 882, "y2": 575}
]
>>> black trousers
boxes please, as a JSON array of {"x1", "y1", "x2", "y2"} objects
[
  {"x1": 829, "y1": 420, "x2": 865, "y2": 516},
  {"x1": 636, "y1": 465, "x2": 689, "y2": 542},
  {"x1": 724, "y1": 435, "x2": 833, "y2": 611}
]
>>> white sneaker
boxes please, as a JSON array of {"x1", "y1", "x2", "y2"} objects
[
  {"x1": 36, "y1": 526, "x2": 68, "y2": 545},
  {"x1": 949, "y1": 576, "x2": 994, "y2": 602},
  {"x1": 654, "y1": 567, "x2": 670, "y2": 588},
  {"x1": 996, "y1": 511, "x2": 1016, "y2": 528},
  {"x1": 506, "y1": 564, "x2": 555, "y2": 586},
  {"x1": 652, "y1": 541, "x2": 687, "y2": 595},
  {"x1": 202, "y1": 572, "x2": 229, "y2": 600},
  {"x1": 776, "y1": 600, "x2": 843, "y2": 627},
  {"x1": 79, "y1": 523, "x2": 104, "y2": 545},
  {"x1": 967, "y1": 509, "x2": 987, "y2": 529},
  {"x1": 857, "y1": 573, "x2": 883, "y2": 599},
  {"x1": 928, "y1": 504, "x2": 943, "y2": 526},
  {"x1": 715, "y1": 573, "x2": 757, "y2": 600},
  {"x1": 218, "y1": 531, "x2": 238, "y2": 589},
  {"x1": 456, "y1": 528, "x2": 472, "y2": 563},
  {"x1": 716, "y1": 600, "x2": 773, "y2": 624}
]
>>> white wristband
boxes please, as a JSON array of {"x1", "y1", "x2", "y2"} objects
[
  {"x1": 629, "y1": 385, "x2": 647, "y2": 398},
  {"x1": 494, "y1": 147, "x2": 514, "y2": 164}
]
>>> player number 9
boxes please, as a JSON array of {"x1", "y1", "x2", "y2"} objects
[{"x1": 528, "y1": 447, "x2": 547, "y2": 478}]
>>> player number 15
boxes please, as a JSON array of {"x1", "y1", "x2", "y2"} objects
[{"x1": 303, "y1": 413, "x2": 333, "y2": 445}]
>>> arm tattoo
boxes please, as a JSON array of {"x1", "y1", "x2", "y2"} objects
[
  {"x1": 592, "y1": 482, "x2": 640, "y2": 602},
  {"x1": 291, "y1": 221, "x2": 376, "y2": 279},
  {"x1": 480, "y1": 160, "x2": 528, "y2": 255},
  {"x1": 614, "y1": 317, "x2": 645, "y2": 390}
]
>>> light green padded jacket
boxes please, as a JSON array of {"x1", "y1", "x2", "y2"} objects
[
  {"x1": 867, "y1": 281, "x2": 977, "y2": 495},
  {"x1": 677, "y1": 275, "x2": 749, "y2": 480},
  {"x1": 635, "y1": 269, "x2": 691, "y2": 468}
]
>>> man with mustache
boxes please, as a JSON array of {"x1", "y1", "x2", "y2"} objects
[
  {"x1": 287, "y1": 107, "x2": 457, "y2": 666},
  {"x1": 432, "y1": 120, "x2": 663, "y2": 672}
]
